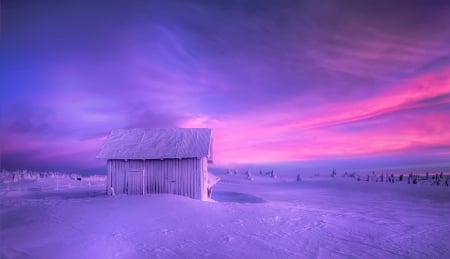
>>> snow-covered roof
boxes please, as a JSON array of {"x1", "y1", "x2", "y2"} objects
[{"x1": 97, "y1": 128, "x2": 212, "y2": 160}]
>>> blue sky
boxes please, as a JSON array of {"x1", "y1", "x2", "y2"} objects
[{"x1": 1, "y1": 0, "x2": 449, "y2": 171}]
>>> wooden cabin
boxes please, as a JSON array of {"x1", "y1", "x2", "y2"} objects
[{"x1": 96, "y1": 128, "x2": 218, "y2": 200}]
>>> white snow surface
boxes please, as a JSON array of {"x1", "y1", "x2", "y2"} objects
[
  {"x1": 1, "y1": 171, "x2": 449, "y2": 259},
  {"x1": 96, "y1": 128, "x2": 212, "y2": 160}
]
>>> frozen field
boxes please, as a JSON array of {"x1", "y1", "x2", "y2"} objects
[{"x1": 1, "y1": 170, "x2": 449, "y2": 259}]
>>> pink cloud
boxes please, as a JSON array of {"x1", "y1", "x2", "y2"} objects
[{"x1": 182, "y1": 68, "x2": 450, "y2": 165}]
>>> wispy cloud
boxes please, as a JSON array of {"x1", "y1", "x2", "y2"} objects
[
  {"x1": 1, "y1": 0, "x2": 449, "y2": 170},
  {"x1": 190, "y1": 68, "x2": 450, "y2": 164}
]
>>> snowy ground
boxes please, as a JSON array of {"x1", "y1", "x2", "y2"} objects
[{"x1": 1, "y1": 170, "x2": 449, "y2": 259}]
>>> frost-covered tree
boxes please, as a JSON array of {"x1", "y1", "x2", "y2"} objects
[
  {"x1": 269, "y1": 169, "x2": 276, "y2": 178},
  {"x1": 246, "y1": 169, "x2": 253, "y2": 180},
  {"x1": 331, "y1": 169, "x2": 337, "y2": 177}
]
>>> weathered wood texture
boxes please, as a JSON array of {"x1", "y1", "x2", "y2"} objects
[{"x1": 107, "y1": 158, "x2": 207, "y2": 200}]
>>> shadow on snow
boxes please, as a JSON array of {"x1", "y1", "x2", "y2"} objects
[
  {"x1": 25, "y1": 189, "x2": 106, "y2": 200},
  {"x1": 212, "y1": 191, "x2": 266, "y2": 203}
]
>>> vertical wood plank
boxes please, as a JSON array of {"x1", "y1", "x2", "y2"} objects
[
  {"x1": 163, "y1": 160, "x2": 167, "y2": 193},
  {"x1": 113, "y1": 160, "x2": 116, "y2": 194},
  {"x1": 186, "y1": 159, "x2": 190, "y2": 198},
  {"x1": 176, "y1": 159, "x2": 180, "y2": 195},
  {"x1": 168, "y1": 159, "x2": 173, "y2": 194},
  {"x1": 190, "y1": 159, "x2": 194, "y2": 199},
  {"x1": 156, "y1": 160, "x2": 159, "y2": 193},
  {"x1": 195, "y1": 158, "x2": 199, "y2": 199},
  {"x1": 151, "y1": 160, "x2": 155, "y2": 193},
  {"x1": 160, "y1": 160, "x2": 163, "y2": 193},
  {"x1": 107, "y1": 160, "x2": 110, "y2": 194}
]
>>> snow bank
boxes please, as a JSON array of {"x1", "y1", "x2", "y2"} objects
[{"x1": 1, "y1": 170, "x2": 449, "y2": 258}]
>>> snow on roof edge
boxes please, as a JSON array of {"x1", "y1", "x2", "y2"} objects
[{"x1": 96, "y1": 128, "x2": 212, "y2": 160}]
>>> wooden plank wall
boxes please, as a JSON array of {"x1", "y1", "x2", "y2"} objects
[
  {"x1": 107, "y1": 159, "x2": 126, "y2": 194},
  {"x1": 107, "y1": 158, "x2": 206, "y2": 199}
]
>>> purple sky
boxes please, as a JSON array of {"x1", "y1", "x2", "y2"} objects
[{"x1": 1, "y1": 0, "x2": 450, "y2": 171}]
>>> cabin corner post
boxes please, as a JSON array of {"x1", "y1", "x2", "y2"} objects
[
  {"x1": 200, "y1": 157, "x2": 208, "y2": 200},
  {"x1": 106, "y1": 160, "x2": 112, "y2": 195},
  {"x1": 195, "y1": 157, "x2": 203, "y2": 200}
]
